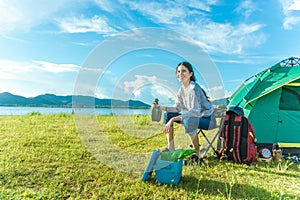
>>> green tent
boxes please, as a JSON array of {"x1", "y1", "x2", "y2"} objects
[{"x1": 227, "y1": 57, "x2": 300, "y2": 150}]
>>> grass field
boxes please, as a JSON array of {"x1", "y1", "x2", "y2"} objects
[{"x1": 0, "y1": 113, "x2": 299, "y2": 199}]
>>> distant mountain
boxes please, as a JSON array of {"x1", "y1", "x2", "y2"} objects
[
  {"x1": 212, "y1": 98, "x2": 228, "y2": 106},
  {"x1": 0, "y1": 92, "x2": 150, "y2": 108},
  {"x1": 0, "y1": 92, "x2": 227, "y2": 108},
  {"x1": 0, "y1": 92, "x2": 28, "y2": 105}
]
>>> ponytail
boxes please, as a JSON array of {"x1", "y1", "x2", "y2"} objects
[{"x1": 202, "y1": 88, "x2": 211, "y2": 102}]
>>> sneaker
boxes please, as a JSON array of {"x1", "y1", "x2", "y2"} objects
[
  {"x1": 189, "y1": 144, "x2": 201, "y2": 149},
  {"x1": 161, "y1": 147, "x2": 170, "y2": 152},
  {"x1": 184, "y1": 154, "x2": 202, "y2": 165}
]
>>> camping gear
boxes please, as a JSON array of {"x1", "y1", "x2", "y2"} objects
[
  {"x1": 283, "y1": 154, "x2": 300, "y2": 163},
  {"x1": 259, "y1": 148, "x2": 272, "y2": 159},
  {"x1": 142, "y1": 149, "x2": 160, "y2": 182},
  {"x1": 142, "y1": 149, "x2": 194, "y2": 185},
  {"x1": 161, "y1": 149, "x2": 196, "y2": 161},
  {"x1": 273, "y1": 149, "x2": 283, "y2": 161},
  {"x1": 154, "y1": 158, "x2": 183, "y2": 185},
  {"x1": 197, "y1": 128, "x2": 220, "y2": 158},
  {"x1": 192, "y1": 111, "x2": 224, "y2": 159},
  {"x1": 218, "y1": 107, "x2": 257, "y2": 165},
  {"x1": 227, "y1": 57, "x2": 300, "y2": 155},
  {"x1": 151, "y1": 98, "x2": 162, "y2": 122},
  {"x1": 257, "y1": 157, "x2": 272, "y2": 162}
]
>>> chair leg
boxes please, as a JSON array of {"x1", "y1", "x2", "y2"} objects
[
  {"x1": 198, "y1": 129, "x2": 218, "y2": 154},
  {"x1": 196, "y1": 116, "x2": 226, "y2": 158},
  {"x1": 197, "y1": 129, "x2": 219, "y2": 158}
]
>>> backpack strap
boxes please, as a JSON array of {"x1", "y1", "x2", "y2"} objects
[
  {"x1": 232, "y1": 115, "x2": 243, "y2": 164},
  {"x1": 245, "y1": 118, "x2": 257, "y2": 164},
  {"x1": 219, "y1": 114, "x2": 230, "y2": 159},
  {"x1": 246, "y1": 118, "x2": 256, "y2": 143}
]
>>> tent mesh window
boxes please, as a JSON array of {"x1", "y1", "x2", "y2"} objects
[
  {"x1": 279, "y1": 86, "x2": 300, "y2": 111},
  {"x1": 280, "y1": 57, "x2": 300, "y2": 67}
]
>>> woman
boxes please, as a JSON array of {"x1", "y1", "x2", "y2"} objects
[{"x1": 159, "y1": 61, "x2": 216, "y2": 162}]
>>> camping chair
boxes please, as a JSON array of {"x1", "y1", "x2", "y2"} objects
[{"x1": 197, "y1": 115, "x2": 225, "y2": 158}]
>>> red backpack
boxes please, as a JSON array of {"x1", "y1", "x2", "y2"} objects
[{"x1": 218, "y1": 107, "x2": 257, "y2": 165}]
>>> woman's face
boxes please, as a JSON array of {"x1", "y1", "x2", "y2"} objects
[{"x1": 176, "y1": 64, "x2": 193, "y2": 85}]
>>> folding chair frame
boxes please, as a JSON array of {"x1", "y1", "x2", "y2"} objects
[{"x1": 197, "y1": 116, "x2": 225, "y2": 158}]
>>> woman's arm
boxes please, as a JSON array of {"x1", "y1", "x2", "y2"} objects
[
  {"x1": 159, "y1": 105, "x2": 178, "y2": 112},
  {"x1": 163, "y1": 115, "x2": 182, "y2": 133},
  {"x1": 159, "y1": 91, "x2": 182, "y2": 113}
]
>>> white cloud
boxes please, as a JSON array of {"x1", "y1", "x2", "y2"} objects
[
  {"x1": 175, "y1": 0, "x2": 217, "y2": 12},
  {"x1": 150, "y1": 84, "x2": 177, "y2": 105},
  {"x1": 123, "y1": 0, "x2": 217, "y2": 20},
  {"x1": 152, "y1": 85, "x2": 173, "y2": 97},
  {"x1": 235, "y1": 0, "x2": 257, "y2": 19},
  {"x1": 283, "y1": 15, "x2": 300, "y2": 29},
  {"x1": 95, "y1": 87, "x2": 110, "y2": 99},
  {"x1": 0, "y1": 59, "x2": 79, "y2": 97},
  {"x1": 120, "y1": 74, "x2": 178, "y2": 104},
  {"x1": 207, "y1": 85, "x2": 226, "y2": 100},
  {"x1": 32, "y1": 60, "x2": 80, "y2": 73},
  {"x1": 0, "y1": 60, "x2": 39, "y2": 80},
  {"x1": 0, "y1": 0, "x2": 267, "y2": 55},
  {"x1": 57, "y1": 15, "x2": 118, "y2": 35},
  {"x1": 288, "y1": 0, "x2": 300, "y2": 10},
  {"x1": 0, "y1": 59, "x2": 79, "y2": 80},
  {"x1": 123, "y1": 75, "x2": 157, "y2": 94},
  {"x1": 181, "y1": 21, "x2": 266, "y2": 54},
  {"x1": 122, "y1": 1, "x2": 265, "y2": 55},
  {"x1": 124, "y1": 1, "x2": 189, "y2": 25},
  {"x1": 279, "y1": 0, "x2": 294, "y2": 14},
  {"x1": 0, "y1": 60, "x2": 33, "y2": 73},
  {"x1": 279, "y1": 0, "x2": 300, "y2": 29},
  {"x1": 223, "y1": 90, "x2": 232, "y2": 98},
  {"x1": 0, "y1": 0, "x2": 120, "y2": 36},
  {"x1": 94, "y1": 0, "x2": 115, "y2": 12},
  {"x1": 0, "y1": 0, "x2": 74, "y2": 34}
]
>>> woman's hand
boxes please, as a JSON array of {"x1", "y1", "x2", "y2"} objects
[
  {"x1": 164, "y1": 116, "x2": 182, "y2": 133},
  {"x1": 158, "y1": 105, "x2": 167, "y2": 111},
  {"x1": 163, "y1": 119, "x2": 173, "y2": 133}
]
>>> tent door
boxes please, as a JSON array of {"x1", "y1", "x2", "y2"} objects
[{"x1": 277, "y1": 86, "x2": 300, "y2": 143}]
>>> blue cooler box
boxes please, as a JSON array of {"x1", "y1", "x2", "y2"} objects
[{"x1": 154, "y1": 158, "x2": 183, "y2": 185}]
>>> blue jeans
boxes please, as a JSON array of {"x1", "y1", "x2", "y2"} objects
[{"x1": 163, "y1": 112, "x2": 216, "y2": 135}]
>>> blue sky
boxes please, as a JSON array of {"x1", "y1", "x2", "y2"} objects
[{"x1": 1, "y1": 0, "x2": 300, "y2": 105}]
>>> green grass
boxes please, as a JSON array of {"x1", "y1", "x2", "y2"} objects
[{"x1": 0, "y1": 114, "x2": 299, "y2": 199}]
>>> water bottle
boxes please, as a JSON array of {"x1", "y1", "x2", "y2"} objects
[{"x1": 151, "y1": 98, "x2": 162, "y2": 122}]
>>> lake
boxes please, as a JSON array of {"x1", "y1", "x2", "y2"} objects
[{"x1": 0, "y1": 106, "x2": 151, "y2": 116}]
